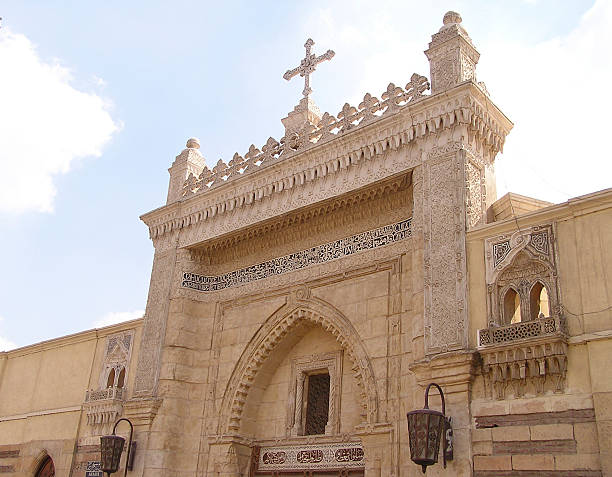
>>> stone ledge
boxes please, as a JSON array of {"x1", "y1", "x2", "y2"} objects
[
  {"x1": 476, "y1": 409, "x2": 595, "y2": 428},
  {"x1": 474, "y1": 471, "x2": 601, "y2": 477}
]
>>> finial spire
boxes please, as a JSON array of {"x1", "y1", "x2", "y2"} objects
[{"x1": 283, "y1": 38, "x2": 335, "y2": 101}]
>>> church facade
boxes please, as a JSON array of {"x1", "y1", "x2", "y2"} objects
[{"x1": 1, "y1": 12, "x2": 611, "y2": 477}]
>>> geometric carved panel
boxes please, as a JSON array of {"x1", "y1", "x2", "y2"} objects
[{"x1": 183, "y1": 219, "x2": 411, "y2": 292}]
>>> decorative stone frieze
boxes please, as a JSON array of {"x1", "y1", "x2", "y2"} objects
[
  {"x1": 255, "y1": 442, "x2": 364, "y2": 473},
  {"x1": 479, "y1": 337, "x2": 568, "y2": 400},
  {"x1": 181, "y1": 219, "x2": 411, "y2": 292},
  {"x1": 422, "y1": 142, "x2": 469, "y2": 354}
]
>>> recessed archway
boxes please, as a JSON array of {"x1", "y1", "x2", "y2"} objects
[{"x1": 218, "y1": 297, "x2": 380, "y2": 435}]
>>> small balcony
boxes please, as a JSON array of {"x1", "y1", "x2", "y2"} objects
[
  {"x1": 83, "y1": 386, "x2": 126, "y2": 426},
  {"x1": 477, "y1": 316, "x2": 568, "y2": 400}
]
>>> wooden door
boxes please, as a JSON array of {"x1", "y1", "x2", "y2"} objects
[{"x1": 36, "y1": 456, "x2": 55, "y2": 477}]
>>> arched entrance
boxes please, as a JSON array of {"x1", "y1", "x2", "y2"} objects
[
  {"x1": 35, "y1": 456, "x2": 55, "y2": 477},
  {"x1": 213, "y1": 296, "x2": 376, "y2": 476},
  {"x1": 220, "y1": 298, "x2": 380, "y2": 436}
]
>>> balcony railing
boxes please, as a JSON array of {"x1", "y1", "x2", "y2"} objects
[
  {"x1": 478, "y1": 315, "x2": 564, "y2": 347},
  {"x1": 85, "y1": 386, "x2": 125, "y2": 402}
]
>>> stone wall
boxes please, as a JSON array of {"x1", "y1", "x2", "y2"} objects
[{"x1": 467, "y1": 190, "x2": 612, "y2": 476}]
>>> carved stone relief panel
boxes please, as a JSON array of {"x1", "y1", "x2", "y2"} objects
[
  {"x1": 83, "y1": 330, "x2": 134, "y2": 427},
  {"x1": 99, "y1": 330, "x2": 134, "y2": 390},
  {"x1": 133, "y1": 248, "x2": 177, "y2": 397},
  {"x1": 286, "y1": 351, "x2": 343, "y2": 437},
  {"x1": 484, "y1": 224, "x2": 560, "y2": 328},
  {"x1": 422, "y1": 143, "x2": 468, "y2": 354},
  {"x1": 464, "y1": 156, "x2": 486, "y2": 228}
]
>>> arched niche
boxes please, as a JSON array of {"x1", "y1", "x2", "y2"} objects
[
  {"x1": 502, "y1": 287, "x2": 521, "y2": 324},
  {"x1": 218, "y1": 297, "x2": 380, "y2": 436}
]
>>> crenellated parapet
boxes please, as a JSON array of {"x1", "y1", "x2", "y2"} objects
[
  {"x1": 145, "y1": 82, "x2": 511, "y2": 247},
  {"x1": 180, "y1": 73, "x2": 431, "y2": 200}
]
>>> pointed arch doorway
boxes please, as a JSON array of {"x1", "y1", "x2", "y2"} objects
[{"x1": 35, "y1": 456, "x2": 55, "y2": 477}]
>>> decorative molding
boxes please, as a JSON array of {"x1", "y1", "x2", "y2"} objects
[
  {"x1": 182, "y1": 219, "x2": 411, "y2": 292},
  {"x1": 422, "y1": 147, "x2": 468, "y2": 354},
  {"x1": 256, "y1": 442, "x2": 364, "y2": 472},
  {"x1": 484, "y1": 224, "x2": 560, "y2": 327},
  {"x1": 480, "y1": 337, "x2": 568, "y2": 400},
  {"x1": 286, "y1": 351, "x2": 343, "y2": 437},
  {"x1": 133, "y1": 249, "x2": 176, "y2": 397},
  {"x1": 0, "y1": 405, "x2": 82, "y2": 423},
  {"x1": 141, "y1": 83, "x2": 511, "y2": 247},
  {"x1": 181, "y1": 73, "x2": 430, "y2": 199},
  {"x1": 187, "y1": 172, "x2": 411, "y2": 262}
]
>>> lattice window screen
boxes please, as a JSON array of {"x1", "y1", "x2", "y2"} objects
[{"x1": 305, "y1": 373, "x2": 330, "y2": 435}]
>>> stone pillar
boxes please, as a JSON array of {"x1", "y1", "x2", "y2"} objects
[
  {"x1": 355, "y1": 426, "x2": 393, "y2": 477},
  {"x1": 421, "y1": 144, "x2": 469, "y2": 354},
  {"x1": 132, "y1": 244, "x2": 178, "y2": 398},
  {"x1": 425, "y1": 12, "x2": 480, "y2": 95},
  {"x1": 167, "y1": 138, "x2": 206, "y2": 204},
  {"x1": 588, "y1": 339, "x2": 612, "y2": 476}
]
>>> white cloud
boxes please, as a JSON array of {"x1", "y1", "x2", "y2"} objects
[
  {"x1": 305, "y1": 1, "x2": 612, "y2": 204},
  {"x1": 0, "y1": 317, "x2": 16, "y2": 351},
  {"x1": 0, "y1": 28, "x2": 119, "y2": 214},
  {"x1": 93, "y1": 310, "x2": 144, "y2": 328},
  {"x1": 0, "y1": 336, "x2": 16, "y2": 352}
]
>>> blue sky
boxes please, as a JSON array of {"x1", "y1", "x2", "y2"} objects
[{"x1": 0, "y1": 1, "x2": 610, "y2": 349}]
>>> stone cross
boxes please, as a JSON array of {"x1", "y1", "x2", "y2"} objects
[{"x1": 283, "y1": 38, "x2": 335, "y2": 100}]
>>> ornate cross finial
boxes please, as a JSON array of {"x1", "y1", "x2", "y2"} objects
[{"x1": 283, "y1": 38, "x2": 335, "y2": 100}]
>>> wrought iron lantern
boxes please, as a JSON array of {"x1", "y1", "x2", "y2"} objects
[
  {"x1": 100, "y1": 418, "x2": 134, "y2": 477},
  {"x1": 406, "y1": 383, "x2": 452, "y2": 473}
]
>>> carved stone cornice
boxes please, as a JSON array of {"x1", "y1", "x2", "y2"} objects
[
  {"x1": 409, "y1": 351, "x2": 479, "y2": 393},
  {"x1": 121, "y1": 398, "x2": 162, "y2": 427},
  {"x1": 478, "y1": 333, "x2": 568, "y2": 400},
  {"x1": 188, "y1": 173, "x2": 411, "y2": 260},
  {"x1": 141, "y1": 82, "x2": 512, "y2": 247}
]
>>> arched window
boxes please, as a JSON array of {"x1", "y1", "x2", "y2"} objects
[
  {"x1": 106, "y1": 368, "x2": 116, "y2": 388},
  {"x1": 35, "y1": 456, "x2": 55, "y2": 477},
  {"x1": 503, "y1": 288, "x2": 522, "y2": 324},
  {"x1": 117, "y1": 367, "x2": 126, "y2": 388},
  {"x1": 530, "y1": 281, "x2": 550, "y2": 320}
]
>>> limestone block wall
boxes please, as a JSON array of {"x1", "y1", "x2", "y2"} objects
[
  {"x1": 0, "y1": 319, "x2": 143, "y2": 476},
  {"x1": 467, "y1": 189, "x2": 612, "y2": 477}
]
